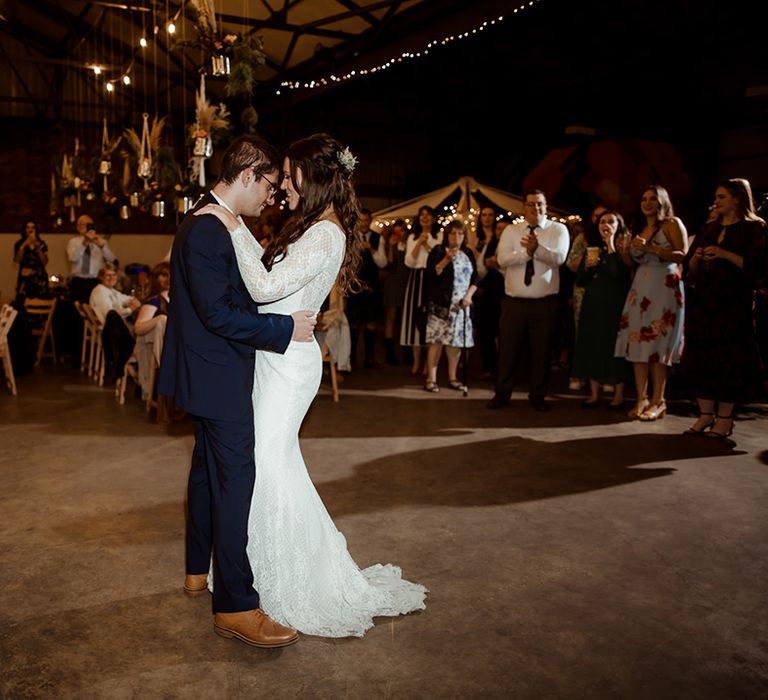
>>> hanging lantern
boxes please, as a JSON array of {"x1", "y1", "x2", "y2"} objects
[
  {"x1": 193, "y1": 135, "x2": 213, "y2": 158},
  {"x1": 99, "y1": 118, "x2": 112, "y2": 191},
  {"x1": 119, "y1": 205, "x2": 131, "y2": 220},
  {"x1": 151, "y1": 200, "x2": 166, "y2": 218},
  {"x1": 137, "y1": 113, "x2": 152, "y2": 189},
  {"x1": 129, "y1": 192, "x2": 140, "y2": 208},
  {"x1": 138, "y1": 157, "x2": 152, "y2": 179},
  {"x1": 211, "y1": 53, "x2": 231, "y2": 76}
]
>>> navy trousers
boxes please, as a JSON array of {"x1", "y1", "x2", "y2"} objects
[{"x1": 186, "y1": 414, "x2": 260, "y2": 613}]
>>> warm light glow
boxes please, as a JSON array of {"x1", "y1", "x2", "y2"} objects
[
  {"x1": 167, "y1": 21, "x2": 176, "y2": 34},
  {"x1": 123, "y1": 75, "x2": 131, "y2": 85},
  {"x1": 139, "y1": 37, "x2": 148, "y2": 48},
  {"x1": 105, "y1": 82, "x2": 114, "y2": 92},
  {"x1": 93, "y1": 66, "x2": 102, "y2": 75}
]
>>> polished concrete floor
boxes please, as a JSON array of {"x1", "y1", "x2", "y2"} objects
[{"x1": 1, "y1": 362, "x2": 767, "y2": 699}]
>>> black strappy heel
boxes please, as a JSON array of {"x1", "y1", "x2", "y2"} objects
[
  {"x1": 706, "y1": 414, "x2": 734, "y2": 439},
  {"x1": 683, "y1": 412, "x2": 714, "y2": 436}
]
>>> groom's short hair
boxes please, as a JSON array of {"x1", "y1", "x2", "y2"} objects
[{"x1": 218, "y1": 136, "x2": 279, "y2": 185}]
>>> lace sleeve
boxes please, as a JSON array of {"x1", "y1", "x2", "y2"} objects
[{"x1": 230, "y1": 221, "x2": 343, "y2": 303}]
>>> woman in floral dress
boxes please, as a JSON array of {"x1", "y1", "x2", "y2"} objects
[
  {"x1": 423, "y1": 221, "x2": 478, "y2": 392},
  {"x1": 614, "y1": 185, "x2": 688, "y2": 420}
]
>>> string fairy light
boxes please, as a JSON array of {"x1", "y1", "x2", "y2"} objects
[{"x1": 277, "y1": 0, "x2": 545, "y2": 95}]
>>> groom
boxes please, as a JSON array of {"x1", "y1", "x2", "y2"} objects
[{"x1": 159, "y1": 136, "x2": 315, "y2": 648}]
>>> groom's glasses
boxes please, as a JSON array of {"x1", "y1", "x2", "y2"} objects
[{"x1": 252, "y1": 169, "x2": 278, "y2": 196}]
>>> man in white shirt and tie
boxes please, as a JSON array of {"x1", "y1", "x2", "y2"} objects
[
  {"x1": 66, "y1": 215, "x2": 116, "y2": 302},
  {"x1": 487, "y1": 189, "x2": 569, "y2": 412}
]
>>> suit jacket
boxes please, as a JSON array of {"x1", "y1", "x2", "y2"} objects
[{"x1": 158, "y1": 193, "x2": 294, "y2": 420}]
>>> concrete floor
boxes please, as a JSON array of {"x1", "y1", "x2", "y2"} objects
[{"x1": 1, "y1": 363, "x2": 767, "y2": 699}]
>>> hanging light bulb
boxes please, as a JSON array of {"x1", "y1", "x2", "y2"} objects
[
  {"x1": 123, "y1": 75, "x2": 131, "y2": 85},
  {"x1": 167, "y1": 21, "x2": 176, "y2": 34},
  {"x1": 139, "y1": 37, "x2": 148, "y2": 48},
  {"x1": 105, "y1": 82, "x2": 114, "y2": 93},
  {"x1": 93, "y1": 65, "x2": 102, "y2": 75}
]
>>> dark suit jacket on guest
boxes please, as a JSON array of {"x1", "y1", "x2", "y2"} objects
[{"x1": 158, "y1": 193, "x2": 294, "y2": 421}]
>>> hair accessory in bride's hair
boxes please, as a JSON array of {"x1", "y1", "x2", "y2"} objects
[{"x1": 337, "y1": 146, "x2": 357, "y2": 174}]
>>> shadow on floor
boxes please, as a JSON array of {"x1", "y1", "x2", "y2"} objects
[{"x1": 316, "y1": 432, "x2": 742, "y2": 517}]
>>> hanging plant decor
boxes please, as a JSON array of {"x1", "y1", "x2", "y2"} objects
[{"x1": 178, "y1": 1, "x2": 267, "y2": 98}]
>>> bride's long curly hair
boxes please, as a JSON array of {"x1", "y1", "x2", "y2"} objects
[{"x1": 262, "y1": 133, "x2": 362, "y2": 294}]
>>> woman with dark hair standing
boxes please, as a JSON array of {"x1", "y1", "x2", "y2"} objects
[
  {"x1": 197, "y1": 133, "x2": 427, "y2": 638},
  {"x1": 682, "y1": 178, "x2": 767, "y2": 439},
  {"x1": 400, "y1": 205, "x2": 442, "y2": 375},
  {"x1": 615, "y1": 185, "x2": 688, "y2": 421},
  {"x1": 13, "y1": 220, "x2": 49, "y2": 300},
  {"x1": 473, "y1": 209, "x2": 505, "y2": 380},
  {"x1": 423, "y1": 220, "x2": 478, "y2": 392},
  {"x1": 572, "y1": 210, "x2": 633, "y2": 407}
]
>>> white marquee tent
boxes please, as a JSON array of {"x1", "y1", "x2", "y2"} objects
[{"x1": 371, "y1": 176, "x2": 578, "y2": 229}]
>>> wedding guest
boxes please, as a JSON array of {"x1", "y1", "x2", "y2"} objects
[
  {"x1": 346, "y1": 208, "x2": 386, "y2": 368},
  {"x1": 66, "y1": 215, "x2": 116, "y2": 303},
  {"x1": 381, "y1": 219, "x2": 410, "y2": 365},
  {"x1": 487, "y1": 190, "x2": 570, "y2": 412},
  {"x1": 89, "y1": 263, "x2": 141, "y2": 325},
  {"x1": 474, "y1": 215, "x2": 508, "y2": 380},
  {"x1": 614, "y1": 185, "x2": 688, "y2": 421},
  {"x1": 682, "y1": 178, "x2": 767, "y2": 439},
  {"x1": 13, "y1": 220, "x2": 49, "y2": 300},
  {"x1": 571, "y1": 210, "x2": 633, "y2": 407},
  {"x1": 469, "y1": 205, "x2": 497, "y2": 258},
  {"x1": 134, "y1": 262, "x2": 170, "y2": 336},
  {"x1": 400, "y1": 205, "x2": 442, "y2": 376},
  {"x1": 89, "y1": 263, "x2": 140, "y2": 379},
  {"x1": 423, "y1": 221, "x2": 478, "y2": 392}
]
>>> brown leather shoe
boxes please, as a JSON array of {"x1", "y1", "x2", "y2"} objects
[
  {"x1": 214, "y1": 609, "x2": 299, "y2": 648},
  {"x1": 183, "y1": 573, "x2": 209, "y2": 597}
]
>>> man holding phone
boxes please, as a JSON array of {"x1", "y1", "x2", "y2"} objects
[{"x1": 66, "y1": 215, "x2": 116, "y2": 302}]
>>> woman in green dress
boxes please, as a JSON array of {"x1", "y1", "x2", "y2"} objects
[{"x1": 572, "y1": 210, "x2": 634, "y2": 407}]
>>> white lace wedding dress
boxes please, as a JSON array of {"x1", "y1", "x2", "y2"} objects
[{"x1": 229, "y1": 219, "x2": 427, "y2": 637}]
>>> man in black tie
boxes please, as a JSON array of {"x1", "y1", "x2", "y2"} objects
[{"x1": 487, "y1": 190, "x2": 570, "y2": 411}]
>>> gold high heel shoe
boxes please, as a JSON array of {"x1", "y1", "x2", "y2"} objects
[
  {"x1": 639, "y1": 400, "x2": 667, "y2": 421},
  {"x1": 628, "y1": 398, "x2": 649, "y2": 419}
]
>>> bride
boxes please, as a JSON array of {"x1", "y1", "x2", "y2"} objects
[{"x1": 196, "y1": 133, "x2": 427, "y2": 637}]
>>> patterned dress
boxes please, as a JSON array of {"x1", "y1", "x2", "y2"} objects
[
  {"x1": 614, "y1": 229, "x2": 685, "y2": 365},
  {"x1": 425, "y1": 251, "x2": 475, "y2": 347}
]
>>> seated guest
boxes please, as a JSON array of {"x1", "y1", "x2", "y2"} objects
[
  {"x1": 423, "y1": 220, "x2": 478, "y2": 393},
  {"x1": 134, "y1": 262, "x2": 170, "y2": 336},
  {"x1": 89, "y1": 263, "x2": 140, "y2": 325},
  {"x1": 89, "y1": 263, "x2": 140, "y2": 380}
]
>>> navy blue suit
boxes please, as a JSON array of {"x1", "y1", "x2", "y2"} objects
[{"x1": 158, "y1": 193, "x2": 293, "y2": 613}]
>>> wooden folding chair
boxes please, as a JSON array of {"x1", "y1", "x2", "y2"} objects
[
  {"x1": 24, "y1": 298, "x2": 57, "y2": 366},
  {"x1": 73, "y1": 301, "x2": 94, "y2": 373},
  {"x1": 81, "y1": 304, "x2": 105, "y2": 385},
  {"x1": 0, "y1": 304, "x2": 19, "y2": 395},
  {"x1": 320, "y1": 339, "x2": 339, "y2": 403},
  {"x1": 116, "y1": 353, "x2": 139, "y2": 405}
]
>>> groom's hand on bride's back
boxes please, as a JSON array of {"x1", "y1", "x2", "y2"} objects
[{"x1": 290, "y1": 311, "x2": 317, "y2": 342}]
